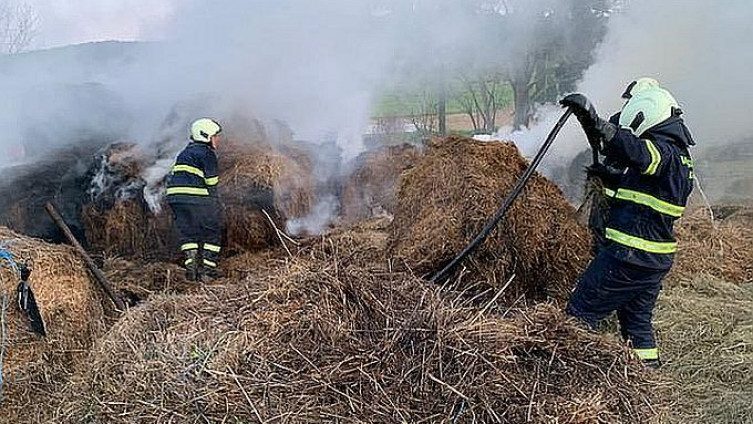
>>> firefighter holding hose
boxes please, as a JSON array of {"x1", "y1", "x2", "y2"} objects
[
  {"x1": 560, "y1": 78, "x2": 695, "y2": 368},
  {"x1": 166, "y1": 118, "x2": 224, "y2": 282}
]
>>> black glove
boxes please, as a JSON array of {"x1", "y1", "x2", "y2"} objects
[
  {"x1": 586, "y1": 163, "x2": 623, "y2": 187},
  {"x1": 560, "y1": 93, "x2": 597, "y2": 125},
  {"x1": 560, "y1": 93, "x2": 618, "y2": 151}
]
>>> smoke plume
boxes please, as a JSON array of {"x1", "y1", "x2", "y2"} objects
[{"x1": 504, "y1": 0, "x2": 753, "y2": 170}]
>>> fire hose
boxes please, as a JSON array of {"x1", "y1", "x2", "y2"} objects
[{"x1": 430, "y1": 109, "x2": 574, "y2": 284}]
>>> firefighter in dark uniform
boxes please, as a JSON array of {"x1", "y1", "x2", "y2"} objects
[
  {"x1": 560, "y1": 78, "x2": 695, "y2": 367},
  {"x1": 166, "y1": 118, "x2": 223, "y2": 281}
]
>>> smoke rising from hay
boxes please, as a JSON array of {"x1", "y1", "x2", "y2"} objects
[
  {"x1": 503, "y1": 0, "x2": 753, "y2": 176},
  {"x1": 3, "y1": 0, "x2": 579, "y2": 231}
]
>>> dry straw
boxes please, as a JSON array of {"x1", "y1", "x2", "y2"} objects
[
  {"x1": 341, "y1": 144, "x2": 423, "y2": 223},
  {"x1": 0, "y1": 227, "x2": 106, "y2": 423},
  {"x1": 669, "y1": 206, "x2": 753, "y2": 285},
  {"x1": 388, "y1": 136, "x2": 592, "y2": 304},
  {"x1": 54, "y1": 220, "x2": 661, "y2": 424}
]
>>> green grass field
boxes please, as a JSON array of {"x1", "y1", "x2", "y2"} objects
[{"x1": 371, "y1": 79, "x2": 514, "y2": 118}]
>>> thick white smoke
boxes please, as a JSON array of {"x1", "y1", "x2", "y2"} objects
[
  {"x1": 3, "y1": 0, "x2": 576, "y2": 229},
  {"x1": 578, "y1": 0, "x2": 753, "y2": 148},
  {"x1": 503, "y1": 0, "x2": 753, "y2": 168},
  {"x1": 8, "y1": 0, "x2": 750, "y2": 227}
]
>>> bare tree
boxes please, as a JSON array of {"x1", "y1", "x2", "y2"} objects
[
  {"x1": 458, "y1": 72, "x2": 505, "y2": 133},
  {"x1": 410, "y1": 89, "x2": 439, "y2": 136},
  {"x1": 0, "y1": 2, "x2": 38, "y2": 54}
]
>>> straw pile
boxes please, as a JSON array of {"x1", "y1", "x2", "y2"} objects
[
  {"x1": 0, "y1": 145, "x2": 97, "y2": 242},
  {"x1": 0, "y1": 227, "x2": 105, "y2": 423},
  {"x1": 669, "y1": 206, "x2": 753, "y2": 285},
  {"x1": 56, "y1": 224, "x2": 660, "y2": 423},
  {"x1": 341, "y1": 144, "x2": 422, "y2": 222},
  {"x1": 82, "y1": 200, "x2": 174, "y2": 260},
  {"x1": 218, "y1": 140, "x2": 315, "y2": 252},
  {"x1": 102, "y1": 258, "x2": 190, "y2": 307},
  {"x1": 388, "y1": 136, "x2": 592, "y2": 303},
  {"x1": 81, "y1": 142, "x2": 176, "y2": 260},
  {"x1": 81, "y1": 139, "x2": 316, "y2": 258},
  {"x1": 655, "y1": 275, "x2": 753, "y2": 423}
]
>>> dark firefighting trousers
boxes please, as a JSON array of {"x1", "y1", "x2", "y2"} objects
[
  {"x1": 566, "y1": 250, "x2": 668, "y2": 360},
  {"x1": 168, "y1": 202, "x2": 222, "y2": 271}
]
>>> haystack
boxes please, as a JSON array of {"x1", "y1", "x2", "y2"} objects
[
  {"x1": 218, "y1": 139, "x2": 315, "y2": 252},
  {"x1": 56, "y1": 227, "x2": 660, "y2": 423},
  {"x1": 0, "y1": 227, "x2": 105, "y2": 423},
  {"x1": 669, "y1": 206, "x2": 753, "y2": 285},
  {"x1": 388, "y1": 136, "x2": 591, "y2": 303},
  {"x1": 82, "y1": 200, "x2": 174, "y2": 260},
  {"x1": 341, "y1": 144, "x2": 422, "y2": 222},
  {"x1": 81, "y1": 139, "x2": 316, "y2": 258},
  {"x1": 81, "y1": 142, "x2": 176, "y2": 260},
  {"x1": 0, "y1": 145, "x2": 98, "y2": 242}
]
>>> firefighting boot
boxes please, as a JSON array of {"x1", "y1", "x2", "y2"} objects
[
  {"x1": 183, "y1": 250, "x2": 199, "y2": 282},
  {"x1": 642, "y1": 358, "x2": 662, "y2": 370},
  {"x1": 200, "y1": 265, "x2": 225, "y2": 282},
  {"x1": 199, "y1": 244, "x2": 224, "y2": 282}
]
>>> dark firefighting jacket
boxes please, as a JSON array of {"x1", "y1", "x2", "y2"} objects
[
  {"x1": 166, "y1": 142, "x2": 219, "y2": 205},
  {"x1": 600, "y1": 115, "x2": 694, "y2": 270}
]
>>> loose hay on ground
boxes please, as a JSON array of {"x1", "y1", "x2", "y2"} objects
[
  {"x1": 0, "y1": 227, "x2": 105, "y2": 423},
  {"x1": 388, "y1": 136, "x2": 592, "y2": 303},
  {"x1": 656, "y1": 276, "x2": 753, "y2": 423},
  {"x1": 55, "y1": 229, "x2": 661, "y2": 424}
]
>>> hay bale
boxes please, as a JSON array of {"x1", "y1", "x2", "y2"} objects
[
  {"x1": 669, "y1": 207, "x2": 753, "y2": 285},
  {"x1": 81, "y1": 142, "x2": 176, "y2": 260},
  {"x1": 388, "y1": 136, "x2": 591, "y2": 303},
  {"x1": 56, "y1": 231, "x2": 660, "y2": 423},
  {"x1": 0, "y1": 145, "x2": 97, "y2": 242},
  {"x1": 82, "y1": 200, "x2": 174, "y2": 260},
  {"x1": 219, "y1": 140, "x2": 315, "y2": 252},
  {"x1": 80, "y1": 139, "x2": 316, "y2": 258},
  {"x1": 341, "y1": 144, "x2": 423, "y2": 222},
  {"x1": 0, "y1": 227, "x2": 105, "y2": 423},
  {"x1": 655, "y1": 276, "x2": 753, "y2": 422}
]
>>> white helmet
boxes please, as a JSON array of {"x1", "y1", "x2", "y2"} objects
[
  {"x1": 619, "y1": 84, "x2": 679, "y2": 137},
  {"x1": 621, "y1": 77, "x2": 660, "y2": 99},
  {"x1": 190, "y1": 118, "x2": 222, "y2": 143}
]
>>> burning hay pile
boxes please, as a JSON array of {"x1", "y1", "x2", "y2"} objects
[
  {"x1": 82, "y1": 142, "x2": 174, "y2": 260},
  {"x1": 218, "y1": 140, "x2": 315, "y2": 252},
  {"x1": 81, "y1": 137, "x2": 316, "y2": 259},
  {"x1": 388, "y1": 136, "x2": 592, "y2": 303},
  {"x1": 341, "y1": 144, "x2": 423, "y2": 222},
  {"x1": 0, "y1": 227, "x2": 105, "y2": 423},
  {"x1": 669, "y1": 206, "x2": 753, "y2": 285},
  {"x1": 55, "y1": 225, "x2": 660, "y2": 423},
  {"x1": 0, "y1": 145, "x2": 98, "y2": 242}
]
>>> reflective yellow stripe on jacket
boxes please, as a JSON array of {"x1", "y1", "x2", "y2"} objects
[
  {"x1": 172, "y1": 164, "x2": 205, "y2": 178},
  {"x1": 603, "y1": 188, "x2": 685, "y2": 218},
  {"x1": 166, "y1": 187, "x2": 210, "y2": 196},
  {"x1": 643, "y1": 139, "x2": 661, "y2": 176},
  {"x1": 605, "y1": 228, "x2": 677, "y2": 254}
]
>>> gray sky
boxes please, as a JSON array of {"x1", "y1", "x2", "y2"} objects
[{"x1": 25, "y1": 0, "x2": 174, "y2": 48}]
